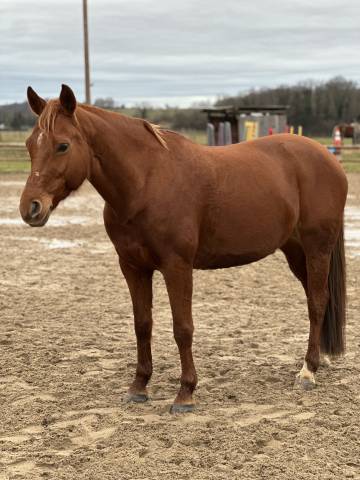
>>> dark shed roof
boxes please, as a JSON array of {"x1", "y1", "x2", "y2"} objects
[{"x1": 202, "y1": 105, "x2": 289, "y2": 116}]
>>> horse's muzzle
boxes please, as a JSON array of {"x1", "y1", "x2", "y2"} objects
[{"x1": 20, "y1": 197, "x2": 53, "y2": 227}]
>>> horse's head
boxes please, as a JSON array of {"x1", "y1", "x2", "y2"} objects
[{"x1": 19, "y1": 85, "x2": 90, "y2": 227}]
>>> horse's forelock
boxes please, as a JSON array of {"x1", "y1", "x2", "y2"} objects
[
  {"x1": 38, "y1": 99, "x2": 80, "y2": 133},
  {"x1": 38, "y1": 100, "x2": 60, "y2": 132}
]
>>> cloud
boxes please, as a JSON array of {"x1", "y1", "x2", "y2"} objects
[{"x1": 1, "y1": 0, "x2": 359, "y2": 106}]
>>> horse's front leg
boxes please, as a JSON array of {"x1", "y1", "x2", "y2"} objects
[
  {"x1": 162, "y1": 258, "x2": 198, "y2": 413},
  {"x1": 120, "y1": 260, "x2": 154, "y2": 403}
]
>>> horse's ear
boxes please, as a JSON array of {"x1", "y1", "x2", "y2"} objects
[
  {"x1": 27, "y1": 86, "x2": 46, "y2": 116},
  {"x1": 59, "y1": 84, "x2": 76, "y2": 116}
]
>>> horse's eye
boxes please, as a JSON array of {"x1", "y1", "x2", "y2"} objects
[{"x1": 56, "y1": 143, "x2": 69, "y2": 153}]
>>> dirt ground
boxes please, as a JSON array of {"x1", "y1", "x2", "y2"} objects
[{"x1": 0, "y1": 173, "x2": 359, "y2": 480}]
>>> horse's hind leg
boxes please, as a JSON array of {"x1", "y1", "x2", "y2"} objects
[
  {"x1": 295, "y1": 247, "x2": 332, "y2": 390},
  {"x1": 120, "y1": 261, "x2": 154, "y2": 403},
  {"x1": 281, "y1": 239, "x2": 332, "y2": 373},
  {"x1": 281, "y1": 238, "x2": 307, "y2": 293}
]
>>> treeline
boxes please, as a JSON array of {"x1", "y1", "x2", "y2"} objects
[
  {"x1": 112, "y1": 104, "x2": 207, "y2": 131},
  {"x1": 1, "y1": 77, "x2": 360, "y2": 135},
  {"x1": 0, "y1": 101, "x2": 207, "y2": 132},
  {"x1": 216, "y1": 77, "x2": 360, "y2": 136},
  {"x1": 0, "y1": 102, "x2": 35, "y2": 130}
]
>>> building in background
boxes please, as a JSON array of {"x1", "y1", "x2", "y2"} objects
[{"x1": 203, "y1": 105, "x2": 289, "y2": 145}]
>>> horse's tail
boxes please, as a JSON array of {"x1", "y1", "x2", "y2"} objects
[{"x1": 321, "y1": 223, "x2": 346, "y2": 356}]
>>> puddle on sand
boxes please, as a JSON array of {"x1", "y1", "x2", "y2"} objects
[
  {"x1": 42, "y1": 239, "x2": 82, "y2": 249},
  {"x1": 0, "y1": 215, "x2": 98, "y2": 227},
  {"x1": 1, "y1": 235, "x2": 112, "y2": 251},
  {"x1": 0, "y1": 218, "x2": 24, "y2": 225},
  {"x1": 47, "y1": 215, "x2": 97, "y2": 226},
  {"x1": 1, "y1": 235, "x2": 82, "y2": 250}
]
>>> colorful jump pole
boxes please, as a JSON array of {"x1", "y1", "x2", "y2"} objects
[{"x1": 332, "y1": 126, "x2": 342, "y2": 161}]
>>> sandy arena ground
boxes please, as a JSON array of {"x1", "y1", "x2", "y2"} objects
[{"x1": 0, "y1": 173, "x2": 360, "y2": 480}]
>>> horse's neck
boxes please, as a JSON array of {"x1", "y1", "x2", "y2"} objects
[{"x1": 79, "y1": 107, "x2": 150, "y2": 219}]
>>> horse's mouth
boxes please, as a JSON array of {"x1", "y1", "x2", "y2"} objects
[{"x1": 28, "y1": 207, "x2": 52, "y2": 227}]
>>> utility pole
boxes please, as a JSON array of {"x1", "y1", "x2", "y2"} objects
[{"x1": 83, "y1": 0, "x2": 91, "y2": 104}]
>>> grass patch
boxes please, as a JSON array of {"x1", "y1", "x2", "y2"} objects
[
  {"x1": 0, "y1": 148, "x2": 29, "y2": 173},
  {"x1": 310, "y1": 137, "x2": 353, "y2": 146},
  {"x1": 343, "y1": 163, "x2": 360, "y2": 173},
  {"x1": 180, "y1": 129, "x2": 207, "y2": 144},
  {"x1": 0, "y1": 161, "x2": 30, "y2": 173},
  {"x1": 0, "y1": 132, "x2": 30, "y2": 172},
  {"x1": 311, "y1": 137, "x2": 331, "y2": 145},
  {"x1": 0, "y1": 130, "x2": 30, "y2": 143}
]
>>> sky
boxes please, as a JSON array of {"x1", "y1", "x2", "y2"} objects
[{"x1": 1, "y1": 0, "x2": 360, "y2": 107}]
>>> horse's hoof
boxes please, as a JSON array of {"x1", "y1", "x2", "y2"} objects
[
  {"x1": 170, "y1": 403, "x2": 195, "y2": 414},
  {"x1": 124, "y1": 393, "x2": 149, "y2": 403},
  {"x1": 294, "y1": 376, "x2": 316, "y2": 391}
]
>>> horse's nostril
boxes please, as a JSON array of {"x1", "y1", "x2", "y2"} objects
[{"x1": 30, "y1": 200, "x2": 42, "y2": 218}]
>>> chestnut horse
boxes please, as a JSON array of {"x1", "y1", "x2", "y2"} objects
[{"x1": 20, "y1": 85, "x2": 347, "y2": 413}]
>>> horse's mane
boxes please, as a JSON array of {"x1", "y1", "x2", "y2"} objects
[
  {"x1": 38, "y1": 100, "x2": 168, "y2": 150},
  {"x1": 143, "y1": 121, "x2": 168, "y2": 150}
]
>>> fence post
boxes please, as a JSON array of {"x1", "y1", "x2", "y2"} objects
[
  {"x1": 224, "y1": 121, "x2": 232, "y2": 145},
  {"x1": 218, "y1": 122, "x2": 225, "y2": 146}
]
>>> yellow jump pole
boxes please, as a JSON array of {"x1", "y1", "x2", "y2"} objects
[
  {"x1": 290, "y1": 126, "x2": 294, "y2": 134},
  {"x1": 298, "y1": 125, "x2": 303, "y2": 136}
]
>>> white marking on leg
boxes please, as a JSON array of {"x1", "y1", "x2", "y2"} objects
[
  {"x1": 320, "y1": 354, "x2": 331, "y2": 367},
  {"x1": 297, "y1": 361, "x2": 316, "y2": 384}
]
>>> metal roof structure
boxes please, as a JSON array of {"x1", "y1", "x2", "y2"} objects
[
  {"x1": 202, "y1": 105, "x2": 289, "y2": 115},
  {"x1": 203, "y1": 105, "x2": 290, "y2": 145}
]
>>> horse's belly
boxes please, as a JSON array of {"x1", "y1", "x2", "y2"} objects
[
  {"x1": 194, "y1": 223, "x2": 279, "y2": 268},
  {"x1": 193, "y1": 249, "x2": 274, "y2": 270},
  {"x1": 194, "y1": 200, "x2": 296, "y2": 269}
]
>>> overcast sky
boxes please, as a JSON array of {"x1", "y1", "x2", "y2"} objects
[{"x1": 1, "y1": 0, "x2": 360, "y2": 106}]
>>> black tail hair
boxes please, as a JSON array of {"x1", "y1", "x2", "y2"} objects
[{"x1": 321, "y1": 224, "x2": 346, "y2": 356}]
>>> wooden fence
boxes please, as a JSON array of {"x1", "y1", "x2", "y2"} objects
[
  {"x1": 326, "y1": 145, "x2": 360, "y2": 163},
  {"x1": 0, "y1": 142, "x2": 360, "y2": 165},
  {"x1": 0, "y1": 143, "x2": 25, "y2": 149}
]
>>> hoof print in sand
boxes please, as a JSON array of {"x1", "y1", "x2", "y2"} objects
[{"x1": 124, "y1": 393, "x2": 150, "y2": 403}]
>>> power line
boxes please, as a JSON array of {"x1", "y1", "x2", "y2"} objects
[{"x1": 83, "y1": 0, "x2": 91, "y2": 104}]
